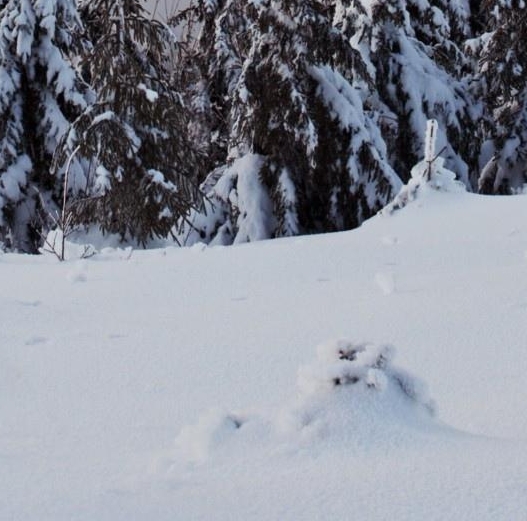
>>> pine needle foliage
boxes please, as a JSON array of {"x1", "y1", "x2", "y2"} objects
[
  {"x1": 478, "y1": 0, "x2": 527, "y2": 193},
  {"x1": 176, "y1": 0, "x2": 400, "y2": 244},
  {"x1": 0, "y1": 0, "x2": 88, "y2": 252},
  {"x1": 54, "y1": 0, "x2": 204, "y2": 245},
  {"x1": 334, "y1": 0, "x2": 478, "y2": 187}
]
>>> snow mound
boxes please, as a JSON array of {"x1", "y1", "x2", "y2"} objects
[
  {"x1": 383, "y1": 156, "x2": 466, "y2": 215},
  {"x1": 172, "y1": 340, "x2": 437, "y2": 466},
  {"x1": 173, "y1": 409, "x2": 249, "y2": 464},
  {"x1": 40, "y1": 229, "x2": 97, "y2": 261},
  {"x1": 374, "y1": 270, "x2": 396, "y2": 295},
  {"x1": 40, "y1": 228, "x2": 137, "y2": 261}
]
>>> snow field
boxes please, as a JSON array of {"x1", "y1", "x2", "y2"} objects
[{"x1": 2, "y1": 187, "x2": 527, "y2": 519}]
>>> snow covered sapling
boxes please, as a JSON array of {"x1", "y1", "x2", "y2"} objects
[
  {"x1": 42, "y1": 145, "x2": 94, "y2": 261},
  {"x1": 297, "y1": 339, "x2": 435, "y2": 415},
  {"x1": 384, "y1": 119, "x2": 465, "y2": 213},
  {"x1": 423, "y1": 119, "x2": 443, "y2": 181},
  {"x1": 173, "y1": 338, "x2": 436, "y2": 464},
  {"x1": 0, "y1": 0, "x2": 88, "y2": 252}
]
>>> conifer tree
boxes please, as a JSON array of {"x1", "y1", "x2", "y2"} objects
[
  {"x1": 478, "y1": 0, "x2": 527, "y2": 194},
  {"x1": 468, "y1": 0, "x2": 488, "y2": 35},
  {"x1": 0, "y1": 0, "x2": 87, "y2": 252},
  {"x1": 178, "y1": 0, "x2": 401, "y2": 245},
  {"x1": 334, "y1": 0, "x2": 478, "y2": 187},
  {"x1": 55, "y1": 0, "x2": 204, "y2": 245}
]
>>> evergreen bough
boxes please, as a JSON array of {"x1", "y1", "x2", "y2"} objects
[{"x1": 54, "y1": 0, "x2": 204, "y2": 246}]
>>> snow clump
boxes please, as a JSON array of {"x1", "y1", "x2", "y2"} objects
[{"x1": 296, "y1": 339, "x2": 433, "y2": 412}]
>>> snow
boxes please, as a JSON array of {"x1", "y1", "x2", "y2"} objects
[
  {"x1": 0, "y1": 154, "x2": 31, "y2": 201},
  {"x1": 277, "y1": 167, "x2": 298, "y2": 236},
  {"x1": 14, "y1": 0, "x2": 36, "y2": 62},
  {"x1": 222, "y1": 153, "x2": 276, "y2": 243},
  {"x1": 374, "y1": 269, "x2": 396, "y2": 295},
  {"x1": 138, "y1": 83, "x2": 159, "y2": 103},
  {"x1": 3, "y1": 188, "x2": 527, "y2": 519},
  {"x1": 94, "y1": 165, "x2": 112, "y2": 194},
  {"x1": 384, "y1": 140, "x2": 466, "y2": 214}
]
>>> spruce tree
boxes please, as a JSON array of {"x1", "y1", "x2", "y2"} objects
[
  {"x1": 468, "y1": 0, "x2": 488, "y2": 35},
  {"x1": 178, "y1": 0, "x2": 401, "y2": 245},
  {"x1": 334, "y1": 0, "x2": 478, "y2": 187},
  {"x1": 54, "y1": 0, "x2": 204, "y2": 246},
  {"x1": 0, "y1": 0, "x2": 87, "y2": 252},
  {"x1": 478, "y1": 0, "x2": 527, "y2": 194}
]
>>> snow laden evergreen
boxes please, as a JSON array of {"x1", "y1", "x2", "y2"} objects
[
  {"x1": 0, "y1": 0, "x2": 88, "y2": 252},
  {"x1": 467, "y1": 0, "x2": 487, "y2": 35},
  {"x1": 177, "y1": 0, "x2": 401, "y2": 246},
  {"x1": 53, "y1": 0, "x2": 204, "y2": 246},
  {"x1": 0, "y1": 0, "x2": 520, "y2": 253},
  {"x1": 333, "y1": 0, "x2": 479, "y2": 188},
  {"x1": 478, "y1": 0, "x2": 527, "y2": 194}
]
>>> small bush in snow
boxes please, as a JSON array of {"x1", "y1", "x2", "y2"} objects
[
  {"x1": 297, "y1": 339, "x2": 435, "y2": 415},
  {"x1": 382, "y1": 119, "x2": 466, "y2": 214},
  {"x1": 172, "y1": 338, "x2": 436, "y2": 465}
]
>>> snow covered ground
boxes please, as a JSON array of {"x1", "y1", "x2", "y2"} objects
[{"x1": 2, "y1": 186, "x2": 527, "y2": 520}]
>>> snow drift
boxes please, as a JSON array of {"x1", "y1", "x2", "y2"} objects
[{"x1": 172, "y1": 339, "x2": 437, "y2": 467}]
